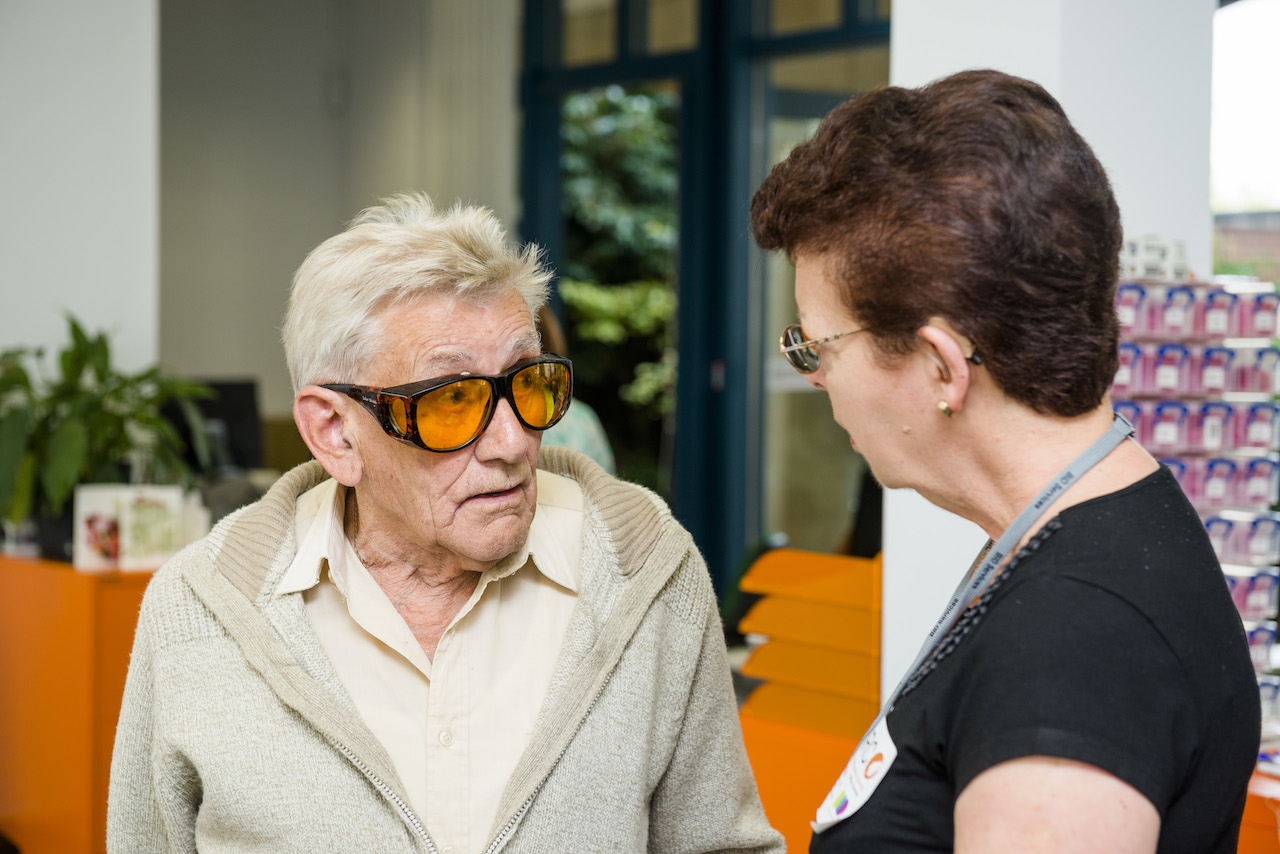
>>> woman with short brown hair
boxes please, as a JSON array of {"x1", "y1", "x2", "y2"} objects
[{"x1": 752, "y1": 69, "x2": 1258, "y2": 853}]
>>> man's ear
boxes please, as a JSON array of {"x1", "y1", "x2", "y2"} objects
[
  {"x1": 917, "y1": 321, "x2": 974, "y2": 416},
  {"x1": 294, "y1": 387, "x2": 364, "y2": 487}
]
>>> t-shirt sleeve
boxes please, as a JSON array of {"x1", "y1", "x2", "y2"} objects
[{"x1": 945, "y1": 572, "x2": 1199, "y2": 814}]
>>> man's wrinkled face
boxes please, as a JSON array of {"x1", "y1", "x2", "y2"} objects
[{"x1": 348, "y1": 290, "x2": 542, "y2": 571}]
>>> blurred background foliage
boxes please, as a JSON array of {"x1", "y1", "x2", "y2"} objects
[{"x1": 559, "y1": 83, "x2": 680, "y2": 493}]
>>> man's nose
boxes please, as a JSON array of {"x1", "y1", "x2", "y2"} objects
[{"x1": 475, "y1": 396, "x2": 531, "y2": 462}]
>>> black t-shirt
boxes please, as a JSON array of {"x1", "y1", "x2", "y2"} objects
[{"x1": 812, "y1": 467, "x2": 1260, "y2": 853}]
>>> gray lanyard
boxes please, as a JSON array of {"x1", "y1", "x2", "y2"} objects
[{"x1": 872, "y1": 412, "x2": 1135, "y2": 729}]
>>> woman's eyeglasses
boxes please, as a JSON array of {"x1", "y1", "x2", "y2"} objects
[
  {"x1": 322, "y1": 354, "x2": 573, "y2": 453},
  {"x1": 778, "y1": 324, "x2": 866, "y2": 374}
]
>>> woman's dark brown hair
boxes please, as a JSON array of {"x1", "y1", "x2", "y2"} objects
[{"x1": 750, "y1": 69, "x2": 1122, "y2": 417}]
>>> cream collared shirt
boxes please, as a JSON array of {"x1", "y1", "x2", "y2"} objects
[{"x1": 277, "y1": 470, "x2": 583, "y2": 854}]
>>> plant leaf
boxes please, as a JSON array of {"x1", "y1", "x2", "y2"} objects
[
  {"x1": 7, "y1": 453, "x2": 35, "y2": 524},
  {"x1": 0, "y1": 409, "x2": 32, "y2": 517},
  {"x1": 40, "y1": 418, "x2": 89, "y2": 515}
]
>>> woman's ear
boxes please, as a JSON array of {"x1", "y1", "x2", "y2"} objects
[
  {"x1": 917, "y1": 321, "x2": 974, "y2": 416},
  {"x1": 294, "y1": 387, "x2": 364, "y2": 487}
]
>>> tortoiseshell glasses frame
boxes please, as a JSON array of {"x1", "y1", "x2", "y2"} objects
[{"x1": 321, "y1": 354, "x2": 573, "y2": 453}]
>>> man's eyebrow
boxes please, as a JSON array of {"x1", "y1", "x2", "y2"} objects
[{"x1": 422, "y1": 332, "x2": 543, "y2": 374}]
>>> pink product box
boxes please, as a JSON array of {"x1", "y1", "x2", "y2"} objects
[
  {"x1": 1116, "y1": 283, "x2": 1148, "y2": 337},
  {"x1": 1189, "y1": 402, "x2": 1237, "y2": 454},
  {"x1": 1112, "y1": 343, "x2": 1144, "y2": 397},
  {"x1": 1149, "y1": 344, "x2": 1192, "y2": 397},
  {"x1": 1242, "y1": 293, "x2": 1280, "y2": 339},
  {"x1": 1111, "y1": 345, "x2": 1260, "y2": 397},
  {"x1": 1249, "y1": 623, "x2": 1276, "y2": 673},
  {"x1": 1241, "y1": 459, "x2": 1279, "y2": 509},
  {"x1": 1241, "y1": 349, "x2": 1280, "y2": 395},
  {"x1": 1200, "y1": 290, "x2": 1240, "y2": 339},
  {"x1": 1198, "y1": 460, "x2": 1239, "y2": 510},
  {"x1": 1153, "y1": 286, "x2": 1197, "y2": 340},
  {"x1": 1206, "y1": 516, "x2": 1236, "y2": 559},
  {"x1": 1147, "y1": 400, "x2": 1191, "y2": 454},
  {"x1": 1245, "y1": 521, "x2": 1280, "y2": 568},
  {"x1": 1193, "y1": 458, "x2": 1278, "y2": 512},
  {"x1": 1240, "y1": 402, "x2": 1280, "y2": 450},
  {"x1": 1198, "y1": 347, "x2": 1235, "y2": 395},
  {"x1": 1211, "y1": 517, "x2": 1280, "y2": 567},
  {"x1": 1228, "y1": 569, "x2": 1280, "y2": 620},
  {"x1": 1260, "y1": 674, "x2": 1280, "y2": 722}
]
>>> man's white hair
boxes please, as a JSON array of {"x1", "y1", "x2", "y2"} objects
[{"x1": 282, "y1": 193, "x2": 552, "y2": 391}]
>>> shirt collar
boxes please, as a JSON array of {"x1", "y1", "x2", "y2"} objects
[{"x1": 275, "y1": 468, "x2": 583, "y2": 597}]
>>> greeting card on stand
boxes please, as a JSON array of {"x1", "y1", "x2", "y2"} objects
[
  {"x1": 73, "y1": 484, "x2": 185, "y2": 571},
  {"x1": 119, "y1": 486, "x2": 184, "y2": 570}
]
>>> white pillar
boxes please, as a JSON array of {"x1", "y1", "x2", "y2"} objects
[
  {"x1": 0, "y1": 0, "x2": 160, "y2": 372},
  {"x1": 881, "y1": 0, "x2": 1216, "y2": 699}
]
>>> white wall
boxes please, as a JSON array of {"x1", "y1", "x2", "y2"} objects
[
  {"x1": 882, "y1": 0, "x2": 1216, "y2": 699},
  {"x1": 159, "y1": 0, "x2": 348, "y2": 419},
  {"x1": 0, "y1": 0, "x2": 159, "y2": 373},
  {"x1": 418, "y1": 0, "x2": 522, "y2": 231},
  {"x1": 160, "y1": 0, "x2": 524, "y2": 418}
]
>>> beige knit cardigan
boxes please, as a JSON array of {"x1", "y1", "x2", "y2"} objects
[{"x1": 107, "y1": 447, "x2": 784, "y2": 854}]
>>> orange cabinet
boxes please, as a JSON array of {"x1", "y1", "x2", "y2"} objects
[
  {"x1": 1242, "y1": 773, "x2": 1280, "y2": 853},
  {"x1": 0, "y1": 556, "x2": 151, "y2": 854},
  {"x1": 737, "y1": 548, "x2": 881, "y2": 850}
]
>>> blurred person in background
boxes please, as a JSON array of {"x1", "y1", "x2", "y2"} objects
[{"x1": 535, "y1": 306, "x2": 617, "y2": 474}]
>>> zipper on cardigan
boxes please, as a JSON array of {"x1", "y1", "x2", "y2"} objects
[
  {"x1": 330, "y1": 736, "x2": 435, "y2": 852},
  {"x1": 483, "y1": 671, "x2": 617, "y2": 854}
]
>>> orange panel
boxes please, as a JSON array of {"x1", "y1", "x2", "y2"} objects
[
  {"x1": 740, "y1": 596, "x2": 878, "y2": 654},
  {"x1": 740, "y1": 682, "x2": 876, "y2": 742},
  {"x1": 741, "y1": 712, "x2": 857, "y2": 852},
  {"x1": 0, "y1": 557, "x2": 151, "y2": 854},
  {"x1": 739, "y1": 548, "x2": 881, "y2": 610},
  {"x1": 91, "y1": 572, "x2": 152, "y2": 853},
  {"x1": 1243, "y1": 772, "x2": 1280, "y2": 853},
  {"x1": 741, "y1": 640, "x2": 878, "y2": 704}
]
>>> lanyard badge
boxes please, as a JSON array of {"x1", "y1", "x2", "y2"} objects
[{"x1": 812, "y1": 414, "x2": 1135, "y2": 833}]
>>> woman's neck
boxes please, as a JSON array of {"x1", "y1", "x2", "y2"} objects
[{"x1": 918, "y1": 401, "x2": 1158, "y2": 543}]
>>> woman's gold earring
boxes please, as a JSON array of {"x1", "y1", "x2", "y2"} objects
[{"x1": 938, "y1": 400, "x2": 954, "y2": 418}]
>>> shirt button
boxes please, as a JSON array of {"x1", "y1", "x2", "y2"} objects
[
  {"x1": 439, "y1": 729, "x2": 454, "y2": 747},
  {"x1": 442, "y1": 848, "x2": 454, "y2": 854}
]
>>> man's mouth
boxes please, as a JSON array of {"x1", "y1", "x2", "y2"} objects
[{"x1": 469, "y1": 484, "x2": 522, "y2": 501}]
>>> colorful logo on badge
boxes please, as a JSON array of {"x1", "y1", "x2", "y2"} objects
[{"x1": 834, "y1": 792, "x2": 850, "y2": 815}]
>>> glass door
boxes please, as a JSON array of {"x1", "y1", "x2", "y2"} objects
[
  {"x1": 556, "y1": 81, "x2": 681, "y2": 495},
  {"x1": 755, "y1": 44, "x2": 890, "y2": 554}
]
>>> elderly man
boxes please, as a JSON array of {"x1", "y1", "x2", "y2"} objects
[{"x1": 107, "y1": 194, "x2": 782, "y2": 853}]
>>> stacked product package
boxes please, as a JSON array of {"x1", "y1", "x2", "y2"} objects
[{"x1": 1113, "y1": 240, "x2": 1280, "y2": 736}]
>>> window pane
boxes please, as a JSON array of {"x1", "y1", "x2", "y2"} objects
[
  {"x1": 769, "y1": 44, "x2": 890, "y2": 95},
  {"x1": 766, "y1": 0, "x2": 842, "y2": 36},
  {"x1": 648, "y1": 0, "x2": 698, "y2": 54},
  {"x1": 756, "y1": 46, "x2": 890, "y2": 553},
  {"x1": 857, "y1": 0, "x2": 892, "y2": 25},
  {"x1": 563, "y1": 0, "x2": 617, "y2": 67},
  {"x1": 559, "y1": 83, "x2": 681, "y2": 496}
]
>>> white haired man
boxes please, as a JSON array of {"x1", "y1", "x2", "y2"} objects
[{"x1": 106, "y1": 194, "x2": 782, "y2": 853}]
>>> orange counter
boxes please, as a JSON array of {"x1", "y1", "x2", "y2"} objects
[
  {"x1": 1243, "y1": 772, "x2": 1280, "y2": 852},
  {"x1": 0, "y1": 556, "x2": 151, "y2": 854}
]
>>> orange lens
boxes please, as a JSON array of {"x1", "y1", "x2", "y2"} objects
[
  {"x1": 512, "y1": 362, "x2": 570, "y2": 428},
  {"x1": 388, "y1": 398, "x2": 410, "y2": 435},
  {"x1": 415, "y1": 378, "x2": 492, "y2": 449}
]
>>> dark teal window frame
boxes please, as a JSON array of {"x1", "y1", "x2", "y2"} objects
[{"x1": 519, "y1": 0, "x2": 889, "y2": 594}]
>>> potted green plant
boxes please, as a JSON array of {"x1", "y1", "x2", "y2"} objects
[{"x1": 0, "y1": 315, "x2": 212, "y2": 560}]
